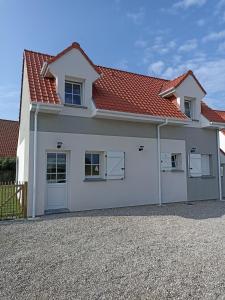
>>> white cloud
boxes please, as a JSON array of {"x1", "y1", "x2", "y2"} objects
[
  {"x1": 202, "y1": 30, "x2": 225, "y2": 42},
  {"x1": 134, "y1": 39, "x2": 147, "y2": 48},
  {"x1": 126, "y1": 7, "x2": 145, "y2": 25},
  {"x1": 148, "y1": 61, "x2": 165, "y2": 75},
  {"x1": 173, "y1": 0, "x2": 207, "y2": 9},
  {"x1": 178, "y1": 39, "x2": 198, "y2": 52},
  {"x1": 114, "y1": 59, "x2": 129, "y2": 70},
  {"x1": 197, "y1": 19, "x2": 205, "y2": 26},
  {"x1": 160, "y1": 56, "x2": 225, "y2": 108},
  {"x1": 218, "y1": 41, "x2": 225, "y2": 52}
]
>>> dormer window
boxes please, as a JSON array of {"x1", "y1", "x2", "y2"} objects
[
  {"x1": 65, "y1": 81, "x2": 82, "y2": 105},
  {"x1": 184, "y1": 99, "x2": 192, "y2": 118}
]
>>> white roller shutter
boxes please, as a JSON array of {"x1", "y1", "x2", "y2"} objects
[
  {"x1": 161, "y1": 153, "x2": 172, "y2": 170},
  {"x1": 189, "y1": 154, "x2": 202, "y2": 177},
  {"x1": 106, "y1": 151, "x2": 125, "y2": 180}
]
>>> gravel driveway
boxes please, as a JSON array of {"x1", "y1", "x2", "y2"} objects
[{"x1": 1, "y1": 200, "x2": 225, "y2": 300}]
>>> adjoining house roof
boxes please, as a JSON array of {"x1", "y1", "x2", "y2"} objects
[
  {"x1": 214, "y1": 110, "x2": 225, "y2": 133},
  {"x1": 214, "y1": 110, "x2": 225, "y2": 121},
  {"x1": 161, "y1": 70, "x2": 207, "y2": 95},
  {"x1": 0, "y1": 119, "x2": 19, "y2": 158},
  {"x1": 201, "y1": 103, "x2": 225, "y2": 123},
  {"x1": 23, "y1": 43, "x2": 217, "y2": 121}
]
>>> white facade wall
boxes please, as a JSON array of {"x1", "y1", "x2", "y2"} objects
[
  {"x1": 17, "y1": 60, "x2": 31, "y2": 182},
  {"x1": 28, "y1": 131, "x2": 187, "y2": 216}
]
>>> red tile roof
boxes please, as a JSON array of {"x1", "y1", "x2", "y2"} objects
[
  {"x1": 214, "y1": 110, "x2": 225, "y2": 133},
  {"x1": 93, "y1": 66, "x2": 187, "y2": 119},
  {"x1": 201, "y1": 102, "x2": 225, "y2": 123},
  {"x1": 161, "y1": 70, "x2": 206, "y2": 95},
  {"x1": 0, "y1": 119, "x2": 19, "y2": 158},
  {"x1": 24, "y1": 44, "x2": 222, "y2": 122},
  {"x1": 24, "y1": 49, "x2": 188, "y2": 120},
  {"x1": 214, "y1": 110, "x2": 225, "y2": 121},
  {"x1": 25, "y1": 50, "x2": 60, "y2": 104}
]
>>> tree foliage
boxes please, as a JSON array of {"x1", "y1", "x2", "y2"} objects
[{"x1": 0, "y1": 158, "x2": 16, "y2": 171}]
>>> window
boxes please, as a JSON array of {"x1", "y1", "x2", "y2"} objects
[
  {"x1": 47, "y1": 153, "x2": 66, "y2": 183},
  {"x1": 171, "y1": 154, "x2": 178, "y2": 169},
  {"x1": 85, "y1": 152, "x2": 101, "y2": 178},
  {"x1": 184, "y1": 100, "x2": 192, "y2": 118},
  {"x1": 161, "y1": 153, "x2": 182, "y2": 170},
  {"x1": 65, "y1": 81, "x2": 82, "y2": 105},
  {"x1": 84, "y1": 151, "x2": 125, "y2": 180}
]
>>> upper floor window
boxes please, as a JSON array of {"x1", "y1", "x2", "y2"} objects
[
  {"x1": 184, "y1": 100, "x2": 192, "y2": 118},
  {"x1": 65, "y1": 81, "x2": 82, "y2": 105}
]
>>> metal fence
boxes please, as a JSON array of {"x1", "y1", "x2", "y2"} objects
[{"x1": 0, "y1": 182, "x2": 27, "y2": 220}]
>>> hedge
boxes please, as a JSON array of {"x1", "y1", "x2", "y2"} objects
[{"x1": 0, "y1": 158, "x2": 16, "y2": 182}]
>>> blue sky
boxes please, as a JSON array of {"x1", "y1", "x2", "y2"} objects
[{"x1": 0, "y1": 0, "x2": 225, "y2": 120}]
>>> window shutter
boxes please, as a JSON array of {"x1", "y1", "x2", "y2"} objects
[
  {"x1": 201, "y1": 154, "x2": 210, "y2": 176},
  {"x1": 106, "y1": 151, "x2": 125, "y2": 180},
  {"x1": 161, "y1": 153, "x2": 172, "y2": 170},
  {"x1": 189, "y1": 154, "x2": 202, "y2": 177}
]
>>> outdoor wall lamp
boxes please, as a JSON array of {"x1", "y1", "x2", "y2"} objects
[
  {"x1": 57, "y1": 141, "x2": 63, "y2": 149},
  {"x1": 138, "y1": 145, "x2": 144, "y2": 151}
]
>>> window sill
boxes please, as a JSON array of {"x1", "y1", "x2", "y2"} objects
[
  {"x1": 83, "y1": 178, "x2": 106, "y2": 182},
  {"x1": 162, "y1": 169, "x2": 184, "y2": 172},
  {"x1": 64, "y1": 104, "x2": 88, "y2": 109},
  {"x1": 189, "y1": 175, "x2": 215, "y2": 179}
]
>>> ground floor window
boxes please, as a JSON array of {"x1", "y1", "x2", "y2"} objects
[
  {"x1": 84, "y1": 151, "x2": 125, "y2": 180},
  {"x1": 85, "y1": 152, "x2": 101, "y2": 178}
]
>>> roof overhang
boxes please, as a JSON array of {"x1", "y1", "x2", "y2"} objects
[
  {"x1": 201, "y1": 120, "x2": 225, "y2": 129},
  {"x1": 30, "y1": 102, "x2": 63, "y2": 114},
  {"x1": 92, "y1": 108, "x2": 190, "y2": 125},
  {"x1": 159, "y1": 88, "x2": 176, "y2": 98}
]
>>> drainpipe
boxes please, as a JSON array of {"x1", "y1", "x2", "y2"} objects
[
  {"x1": 217, "y1": 129, "x2": 222, "y2": 201},
  {"x1": 157, "y1": 119, "x2": 168, "y2": 206},
  {"x1": 32, "y1": 104, "x2": 39, "y2": 218}
]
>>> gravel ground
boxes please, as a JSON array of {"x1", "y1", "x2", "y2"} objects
[{"x1": 1, "y1": 200, "x2": 225, "y2": 300}]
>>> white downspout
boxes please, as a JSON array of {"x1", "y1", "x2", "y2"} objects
[
  {"x1": 32, "y1": 104, "x2": 39, "y2": 218},
  {"x1": 217, "y1": 129, "x2": 222, "y2": 201},
  {"x1": 157, "y1": 119, "x2": 168, "y2": 206}
]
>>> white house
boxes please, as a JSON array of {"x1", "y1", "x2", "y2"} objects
[{"x1": 17, "y1": 42, "x2": 225, "y2": 217}]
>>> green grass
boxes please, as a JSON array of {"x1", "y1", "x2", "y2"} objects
[{"x1": 0, "y1": 186, "x2": 23, "y2": 219}]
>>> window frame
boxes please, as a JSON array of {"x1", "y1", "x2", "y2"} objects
[
  {"x1": 184, "y1": 99, "x2": 192, "y2": 118},
  {"x1": 171, "y1": 153, "x2": 182, "y2": 170},
  {"x1": 85, "y1": 151, "x2": 103, "y2": 179},
  {"x1": 46, "y1": 152, "x2": 67, "y2": 184},
  {"x1": 65, "y1": 81, "x2": 83, "y2": 106}
]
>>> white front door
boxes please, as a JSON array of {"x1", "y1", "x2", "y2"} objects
[{"x1": 46, "y1": 152, "x2": 68, "y2": 210}]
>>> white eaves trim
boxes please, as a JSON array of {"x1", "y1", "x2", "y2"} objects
[
  {"x1": 30, "y1": 102, "x2": 63, "y2": 114},
  {"x1": 92, "y1": 108, "x2": 190, "y2": 125},
  {"x1": 159, "y1": 88, "x2": 176, "y2": 98},
  {"x1": 201, "y1": 115, "x2": 225, "y2": 129}
]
